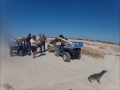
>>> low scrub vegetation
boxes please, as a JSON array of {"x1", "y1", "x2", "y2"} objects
[{"x1": 81, "y1": 47, "x2": 106, "y2": 59}]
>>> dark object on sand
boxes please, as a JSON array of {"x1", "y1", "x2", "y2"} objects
[
  {"x1": 3, "y1": 83, "x2": 14, "y2": 90},
  {"x1": 88, "y1": 70, "x2": 107, "y2": 84}
]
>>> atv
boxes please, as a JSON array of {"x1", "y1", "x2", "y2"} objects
[
  {"x1": 8, "y1": 38, "x2": 25, "y2": 56},
  {"x1": 47, "y1": 35, "x2": 83, "y2": 62}
]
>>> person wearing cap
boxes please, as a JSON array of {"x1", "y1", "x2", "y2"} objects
[
  {"x1": 36, "y1": 34, "x2": 42, "y2": 53},
  {"x1": 26, "y1": 33, "x2": 31, "y2": 55},
  {"x1": 30, "y1": 35, "x2": 37, "y2": 58}
]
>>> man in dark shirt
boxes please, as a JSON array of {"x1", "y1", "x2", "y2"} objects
[
  {"x1": 41, "y1": 34, "x2": 47, "y2": 52},
  {"x1": 26, "y1": 33, "x2": 31, "y2": 55}
]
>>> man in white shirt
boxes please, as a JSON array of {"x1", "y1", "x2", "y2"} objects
[{"x1": 36, "y1": 34, "x2": 42, "y2": 53}]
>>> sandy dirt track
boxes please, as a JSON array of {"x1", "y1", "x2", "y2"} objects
[{"x1": 0, "y1": 42, "x2": 120, "y2": 90}]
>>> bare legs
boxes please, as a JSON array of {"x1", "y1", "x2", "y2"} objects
[{"x1": 32, "y1": 51, "x2": 36, "y2": 58}]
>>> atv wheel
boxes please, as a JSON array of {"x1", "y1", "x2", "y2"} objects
[
  {"x1": 20, "y1": 50, "x2": 24, "y2": 56},
  {"x1": 77, "y1": 49, "x2": 81, "y2": 60},
  {"x1": 63, "y1": 52, "x2": 71, "y2": 62},
  {"x1": 9, "y1": 50, "x2": 13, "y2": 57},
  {"x1": 54, "y1": 49, "x2": 60, "y2": 56},
  {"x1": 77, "y1": 53, "x2": 81, "y2": 59}
]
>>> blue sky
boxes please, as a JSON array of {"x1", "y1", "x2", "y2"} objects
[{"x1": 1, "y1": 0, "x2": 120, "y2": 43}]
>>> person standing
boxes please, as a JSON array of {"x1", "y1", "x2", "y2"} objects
[
  {"x1": 30, "y1": 35, "x2": 37, "y2": 58},
  {"x1": 26, "y1": 33, "x2": 31, "y2": 55},
  {"x1": 41, "y1": 34, "x2": 47, "y2": 52},
  {"x1": 36, "y1": 34, "x2": 42, "y2": 53}
]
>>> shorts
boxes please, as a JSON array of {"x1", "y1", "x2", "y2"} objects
[
  {"x1": 31, "y1": 46, "x2": 37, "y2": 52},
  {"x1": 37, "y1": 44, "x2": 42, "y2": 47}
]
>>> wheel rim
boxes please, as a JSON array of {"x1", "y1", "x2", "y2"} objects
[{"x1": 63, "y1": 54, "x2": 67, "y2": 60}]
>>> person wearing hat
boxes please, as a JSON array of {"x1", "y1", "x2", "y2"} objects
[{"x1": 30, "y1": 35, "x2": 37, "y2": 58}]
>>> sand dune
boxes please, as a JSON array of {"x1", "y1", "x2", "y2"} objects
[{"x1": 0, "y1": 40, "x2": 119, "y2": 90}]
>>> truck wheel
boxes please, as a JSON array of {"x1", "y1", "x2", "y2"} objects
[
  {"x1": 63, "y1": 52, "x2": 71, "y2": 62},
  {"x1": 20, "y1": 50, "x2": 24, "y2": 56},
  {"x1": 54, "y1": 49, "x2": 60, "y2": 56},
  {"x1": 9, "y1": 50, "x2": 13, "y2": 57}
]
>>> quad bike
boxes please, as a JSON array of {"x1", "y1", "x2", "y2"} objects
[
  {"x1": 8, "y1": 38, "x2": 26, "y2": 57},
  {"x1": 47, "y1": 35, "x2": 83, "y2": 62}
]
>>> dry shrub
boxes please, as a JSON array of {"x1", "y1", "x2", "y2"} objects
[
  {"x1": 110, "y1": 46, "x2": 120, "y2": 52},
  {"x1": 98, "y1": 44, "x2": 108, "y2": 50},
  {"x1": 47, "y1": 38, "x2": 53, "y2": 42},
  {"x1": 82, "y1": 41, "x2": 98, "y2": 46},
  {"x1": 116, "y1": 54, "x2": 120, "y2": 56},
  {"x1": 81, "y1": 47, "x2": 106, "y2": 59},
  {"x1": 82, "y1": 40, "x2": 120, "y2": 52},
  {"x1": 47, "y1": 39, "x2": 51, "y2": 42},
  {"x1": 98, "y1": 44, "x2": 120, "y2": 52},
  {"x1": 99, "y1": 46, "x2": 106, "y2": 49}
]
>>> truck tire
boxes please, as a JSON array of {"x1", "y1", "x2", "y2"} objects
[
  {"x1": 9, "y1": 50, "x2": 13, "y2": 57},
  {"x1": 54, "y1": 49, "x2": 60, "y2": 56},
  {"x1": 63, "y1": 52, "x2": 71, "y2": 62},
  {"x1": 20, "y1": 50, "x2": 24, "y2": 56}
]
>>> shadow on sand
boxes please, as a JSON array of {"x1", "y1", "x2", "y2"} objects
[{"x1": 37, "y1": 53, "x2": 46, "y2": 57}]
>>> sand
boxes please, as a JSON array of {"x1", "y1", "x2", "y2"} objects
[{"x1": 0, "y1": 40, "x2": 119, "y2": 90}]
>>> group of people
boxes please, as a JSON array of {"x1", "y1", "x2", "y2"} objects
[{"x1": 25, "y1": 33, "x2": 47, "y2": 58}]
